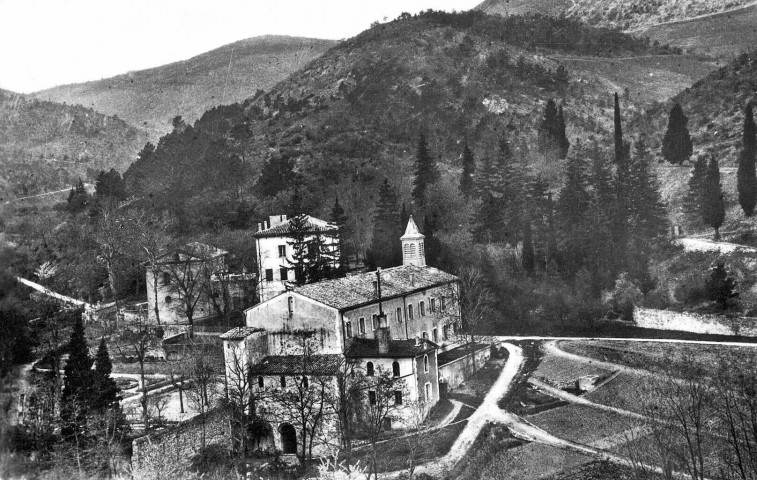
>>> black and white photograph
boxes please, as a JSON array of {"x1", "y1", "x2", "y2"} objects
[{"x1": 2, "y1": 0, "x2": 757, "y2": 478}]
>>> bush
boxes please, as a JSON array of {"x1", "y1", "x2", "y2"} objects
[
  {"x1": 189, "y1": 444, "x2": 232, "y2": 476},
  {"x1": 602, "y1": 273, "x2": 643, "y2": 321}
]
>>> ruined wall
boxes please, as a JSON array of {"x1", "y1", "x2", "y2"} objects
[
  {"x1": 131, "y1": 407, "x2": 231, "y2": 479},
  {"x1": 634, "y1": 307, "x2": 757, "y2": 337}
]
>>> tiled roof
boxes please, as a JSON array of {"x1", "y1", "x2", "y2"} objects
[
  {"x1": 293, "y1": 264, "x2": 457, "y2": 310},
  {"x1": 254, "y1": 215, "x2": 337, "y2": 238},
  {"x1": 220, "y1": 327, "x2": 264, "y2": 340},
  {"x1": 345, "y1": 337, "x2": 437, "y2": 359},
  {"x1": 250, "y1": 354, "x2": 343, "y2": 375}
]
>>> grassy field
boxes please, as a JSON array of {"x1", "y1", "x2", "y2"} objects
[
  {"x1": 447, "y1": 358, "x2": 506, "y2": 407},
  {"x1": 532, "y1": 351, "x2": 614, "y2": 390},
  {"x1": 528, "y1": 404, "x2": 639, "y2": 446},
  {"x1": 583, "y1": 372, "x2": 649, "y2": 414}
]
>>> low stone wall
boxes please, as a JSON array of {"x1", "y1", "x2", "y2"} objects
[
  {"x1": 634, "y1": 307, "x2": 757, "y2": 337},
  {"x1": 439, "y1": 345, "x2": 491, "y2": 390},
  {"x1": 131, "y1": 407, "x2": 231, "y2": 479}
]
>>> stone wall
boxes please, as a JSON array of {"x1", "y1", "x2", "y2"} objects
[
  {"x1": 131, "y1": 407, "x2": 231, "y2": 479},
  {"x1": 634, "y1": 307, "x2": 757, "y2": 337},
  {"x1": 439, "y1": 345, "x2": 491, "y2": 390}
]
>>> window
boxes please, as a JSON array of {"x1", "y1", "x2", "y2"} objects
[
  {"x1": 371, "y1": 314, "x2": 377, "y2": 331},
  {"x1": 410, "y1": 243, "x2": 417, "y2": 255},
  {"x1": 302, "y1": 376, "x2": 309, "y2": 389},
  {"x1": 258, "y1": 376, "x2": 264, "y2": 388},
  {"x1": 278, "y1": 245, "x2": 286, "y2": 257},
  {"x1": 443, "y1": 324, "x2": 449, "y2": 340},
  {"x1": 368, "y1": 390, "x2": 377, "y2": 406},
  {"x1": 408, "y1": 305, "x2": 414, "y2": 320},
  {"x1": 162, "y1": 272, "x2": 171, "y2": 285},
  {"x1": 403, "y1": 244, "x2": 410, "y2": 256},
  {"x1": 423, "y1": 355, "x2": 429, "y2": 373},
  {"x1": 392, "y1": 361, "x2": 400, "y2": 377},
  {"x1": 432, "y1": 328, "x2": 438, "y2": 343},
  {"x1": 395, "y1": 390, "x2": 403, "y2": 405},
  {"x1": 287, "y1": 296, "x2": 294, "y2": 316},
  {"x1": 441, "y1": 296, "x2": 446, "y2": 312},
  {"x1": 420, "y1": 301, "x2": 425, "y2": 316},
  {"x1": 366, "y1": 362, "x2": 374, "y2": 376},
  {"x1": 165, "y1": 295, "x2": 172, "y2": 304},
  {"x1": 265, "y1": 269, "x2": 274, "y2": 281},
  {"x1": 345, "y1": 321, "x2": 353, "y2": 338},
  {"x1": 359, "y1": 317, "x2": 365, "y2": 335},
  {"x1": 280, "y1": 267, "x2": 288, "y2": 281},
  {"x1": 425, "y1": 382, "x2": 432, "y2": 401},
  {"x1": 280, "y1": 376, "x2": 286, "y2": 388},
  {"x1": 396, "y1": 307, "x2": 403, "y2": 323},
  {"x1": 422, "y1": 331, "x2": 428, "y2": 340},
  {"x1": 430, "y1": 298, "x2": 436, "y2": 313}
]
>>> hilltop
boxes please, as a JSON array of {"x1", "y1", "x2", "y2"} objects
[
  {"x1": 0, "y1": 89, "x2": 146, "y2": 201},
  {"x1": 33, "y1": 36, "x2": 336, "y2": 140},
  {"x1": 475, "y1": 0, "x2": 757, "y2": 59},
  {"x1": 122, "y1": 11, "x2": 711, "y2": 231}
]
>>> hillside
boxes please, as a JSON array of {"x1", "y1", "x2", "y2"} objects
[
  {"x1": 475, "y1": 0, "x2": 756, "y2": 59},
  {"x1": 0, "y1": 89, "x2": 146, "y2": 201},
  {"x1": 122, "y1": 11, "x2": 708, "y2": 233},
  {"x1": 632, "y1": 51, "x2": 757, "y2": 167},
  {"x1": 33, "y1": 36, "x2": 336, "y2": 140}
]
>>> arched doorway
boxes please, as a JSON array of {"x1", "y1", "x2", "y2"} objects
[{"x1": 280, "y1": 423, "x2": 297, "y2": 454}]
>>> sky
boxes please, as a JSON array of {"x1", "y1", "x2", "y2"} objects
[{"x1": 0, "y1": 0, "x2": 482, "y2": 93}]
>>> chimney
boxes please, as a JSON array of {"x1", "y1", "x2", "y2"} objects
[
  {"x1": 377, "y1": 314, "x2": 390, "y2": 355},
  {"x1": 415, "y1": 336, "x2": 421, "y2": 346},
  {"x1": 410, "y1": 273, "x2": 415, "y2": 287}
]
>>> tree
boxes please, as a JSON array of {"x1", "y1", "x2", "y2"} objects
[
  {"x1": 66, "y1": 178, "x2": 90, "y2": 213},
  {"x1": 183, "y1": 340, "x2": 223, "y2": 449},
  {"x1": 129, "y1": 209, "x2": 173, "y2": 326},
  {"x1": 702, "y1": 156, "x2": 726, "y2": 240},
  {"x1": 661, "y1": 103, "x2": 693, "y2": 165},
  {"x1": 330, "y1": 196, "x2": 350, "y2": 274},
  {"x1": 92, "y1": 338, "x2": 120, "y2": 411},
  {"x1": 94, "y1": 203, "x2": 129, "y2": 312},
  {"x1": 538, "y1": 99, "x2": 569, "y2": 160},
  {"x1": 705, "y1": 262, "x2": 738, "y2": 310},
  {"x1": 557, "y1": 146, "x2": 591, "y2": 273},
  {"x1": 685, "y1": 155, "x2": 708, "y2": 220},
  {"x1": 521, "y1": 214, "x2": 535, "y2": 273},
  {"x1": 115, "y1": 317, "x2": 159, "y2": 431},
  {"x1": 412, "y1": 133, "x2": 439, "y2": 207},
  {"x1": 163, "y1": 243, "x2": 213, "y2": 338},
  {"x1": 628, "y1": 138, "x2": 669, "y2": 242},
  {"x1": 737, "y1": 103, "x2": 757, "y2": 216},
  {"x1": 459, "y1": 142, "x2": 476, "y2": 199},
  {"x1": 287, "y1": 213, "x2": 310, "y2": 286},
  {"x1": 61, "y1": 317, "x2": 94, "y2": 439},
  {"x1": 366, "y1": 179, "x2": 402, "y2": 269},
  {"x1": 95, "y1": 169, "x2": 127, "y2": 201},
  {"x1": 456, "y1": 267, "x2": 493, "y2": 373},
  {"x1": 557, "y1": 104, "x2": 570, "y2": 159}
]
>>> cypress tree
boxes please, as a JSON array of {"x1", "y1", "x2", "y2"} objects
[
  {"x1": 367, "y1": 179, "x2": 402, "y2": 269},
  {"x1": 588, "y1": 146, "x2": 620, "y2": 287},
  {"x1": 661, "y1": 103, "x2": 693, "y2": 165},
  {"x1": 703, "y1": 156, "x2": 726, "y2": 241},
  {"x1": 539, "y1": 99, "x2": 559, "y2": 158},
  {"x1": 61, "y1": 317, "x2": 94, "y2": 436},
  {"x1": 93, "y1": 337, "x2": 120, "y2": 411},
  {"x1": 557, "y1": 147, "x2": 592, "y2": 272},
  {"x1": 412, "y1": 133, "x2": 439, "y2": 207},
  {"x1": 557, "y1": 104, "x2": 570, "y2": 159},
  {"x1": 629, "y1": 138, "x2": 669, "y2": 241},
  {"x1": 496, "y1": 136, "x2": 526, "y2": 245},
  {"x1": 459, "y1": 142, "x2": 476, "y2": 199},
  {"x1": 330, "y1": 196, "x2": 349, "y2": 274},
  {"x1": 614, "y1": 92, "x2": 623, "y2": 165},
  {"x1": 522, "y1": 214, "x2": 535, "y2": 274},
  {"x1": 287, "y1": 213, "x2": 310, "y2": 285},
  {"x1": 613, "y1": 93, "x2": 632, "y2": 264},
  {"x1": 546, "y1": 193, "x2": 559, "y2": 268},
  {"x1": 737, "y1": 103, "x2": 757, "y2": 216},
  {"x1": 685, "y1": 155, "x2": 708, "y2": 219}
]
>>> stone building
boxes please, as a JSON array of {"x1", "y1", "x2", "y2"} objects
[
  {"x1": 222, "y1": 217, "x2": 488, "y2": 458},
  {"x1": 146, "y1": 242, "x2": 256, "y2": 327},
  {"x1": 254, "y1": 214, "x2": 340, "y2": 302}
]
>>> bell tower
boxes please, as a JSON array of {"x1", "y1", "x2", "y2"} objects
[{"x1": 401, "y1": 216, "x2": 426, "y2": 267}]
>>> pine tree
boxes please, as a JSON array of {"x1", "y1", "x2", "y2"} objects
[
  {"x1": 495, "y1": 136, "x2": 526, "y2": 244},
  {"x1": 661, "y1": 103, "x2": 693, "y2": 165},
  {"x1": 330, "y1": 196, "x2": 349, "y2": 275},
  {"x1": 92, "y1": 338, "x2": 120, "y2": 411},
  {"x1": 61, "y1": 317, "x2": 94, "y2": 436},
  {"x1": 614, "y1": 93, "x2": 623, "y2": 165},
  {"x1": 703, "y1": 156, "x2": 726, "y2": 240},
  {"x1": 557, "y1": 148, "x2": 591, "y2": 272},
  {"x1": 613, "y1": 93, "x2": 632, "y2": 265},
  {"x1": 737, "y1": 103, "x2": 757, "y2": 216},
  {"x1": 66, "y1": 178, "x2": 90, "y2": 213},
  {"x1": 412, "y1": 133, "x2": 439, "y2": 207},
  {"x1": 706, "y1": 262, "x2": 738, "y2": 309},
  {"x1": 459, "y1": 142, "x2": 476, "y2": 199},
  {"x1": 367, "y1": 179, "x2": 402, "y2": 269},
  {"x1": 538, "y1": 99, "x2": 560, "y2": 159},
  {"x1": 287, "y1": 213, "x2": 310, "y2": 285},
  {"x1": 546, "y1": 193, "x2": 559, "y2": 268},
  {"x1": 588, "y1": 146, "x2": 618, "y2": 285}
]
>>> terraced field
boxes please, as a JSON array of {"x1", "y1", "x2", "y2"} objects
[
  {"x1": 533, "y1": 351, "x2": 615, "y2": 389},
  {"x1": 528, "y1": 404, "x2": 639, "y2": 447}
]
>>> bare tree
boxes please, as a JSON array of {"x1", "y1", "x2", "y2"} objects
[
  {"x1": 326, "y1": 355, "x2": 364, "y2": 458},
  {"x1": 94, "y1": 203, "x2": 129, "y2": 313},
  {"x1": 183, "y1": 339, "x2": 223, "y2": 449},
  {"x1": 114, "y1": 316, "x2": 159, "y2": 432},
  {"x1": 454, "y1": 266, "x2": 493, "y2": 373},
  {"x1": 163, "y1": 243, "x2": 218, "y2": 338},
  {"x1": 396, "y1": 400, "x2": 432, "y2": 480}
]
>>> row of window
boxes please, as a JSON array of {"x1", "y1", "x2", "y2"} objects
[
  {"x1": 343, "y1": 297, "x2": 448, "y2": 338},
  {"x1": 365, "y1": 361, "x2": 402, "y2": 377},
  {"x1": 368, "y1": 389, "x2": 403, "y2": 406}
]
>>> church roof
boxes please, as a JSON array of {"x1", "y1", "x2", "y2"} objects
[
  {"x1": 345, "y1": 337, "x2": 437, "y2": 359},
  {"x1": 253, "y1": 215, "x2": 337, "y2": 238},
  {"x1": 401, "y1": 216, "x2": 424, "y2": 240},
  {"x1": 292, "y1": 264, "x2": 457, "y2": 311},
  {"x1": 250, "y1": 354, "x2": 343, "y2": 375}
]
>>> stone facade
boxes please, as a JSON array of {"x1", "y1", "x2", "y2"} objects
[
  {"x1": 131, "y1": 407, "x2": 231, "y2": 479},
  {"x1": 634, "y1": 307, "x2": 757, "y2": 337}
]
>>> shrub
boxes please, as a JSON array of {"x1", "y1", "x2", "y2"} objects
[{"x1": 602, "y1": 273, "x2": 643, "y2": 321}]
